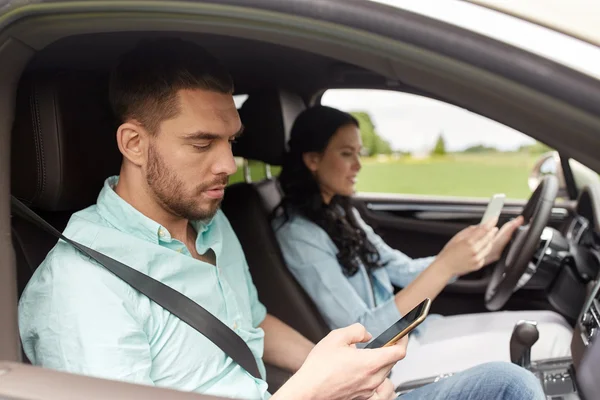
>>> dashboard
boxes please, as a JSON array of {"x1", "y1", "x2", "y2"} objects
[
  {"x1": 397, "y1": 184, "x2": 600, "y2": 399},
  {"x1": 493, "y1": 184, "x2": 600, "y2": 400},
  {"x1": 571, "y1": 185, "x2": 600, "y2": 351},
  {"x1": 559, "y1": 185, "x2": 600, "y2": 399}
]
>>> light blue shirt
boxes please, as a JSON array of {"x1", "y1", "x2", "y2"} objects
[
  {"x1": 19, "y1": 176, "x2": 270, "y2": 399},
  {"x1": 273, "y1": 209, "x2": 436, "y2": 339}
]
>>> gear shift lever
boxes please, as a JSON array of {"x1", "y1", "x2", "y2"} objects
[{"x1": 510, "y1": 320, "x2": 539, "y2": 369}]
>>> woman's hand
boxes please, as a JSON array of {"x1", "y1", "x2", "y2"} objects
[
  {"x1": 486, "y1": 216, "x2": 524, "y2": 263},
  {"x1": 433, "y1": 219, "x2": 499, "y2": 276}
]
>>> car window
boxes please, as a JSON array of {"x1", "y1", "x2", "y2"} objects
[
  {"x1": 229, "y1": 159, "x2": 281, "y2": 185},
  {"x1": 234, "y1": 94, "x2": 249, "y2": 109},
  {"x1": 321, "y1": 89, "x2": 556, "y2": 200},
  {"x1": 229, "y1": 94, "x2": 279, "y2": 185}
]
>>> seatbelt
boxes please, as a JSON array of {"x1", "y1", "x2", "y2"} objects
[{"x1": 11, "y1": 196, "x2": 262, "y2": 380}]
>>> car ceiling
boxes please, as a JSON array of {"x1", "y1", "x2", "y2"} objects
[{"x1": 24, "y1": 31, "x2": 399, "y2": 100}]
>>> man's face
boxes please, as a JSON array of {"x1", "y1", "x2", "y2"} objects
[{"x1": 145, "y1": 89, "x2": 240, "y2": 221}]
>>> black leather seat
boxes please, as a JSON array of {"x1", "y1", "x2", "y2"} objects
[
  {"x1": 223, "y1": 89, "x2": 330, "y2": 344},
  {"x1": 11, "y1": 71, "x2": 121, "y2": 297},
  {"x1": 9, "y1": 73, "x2": 323, "y2": 390}
]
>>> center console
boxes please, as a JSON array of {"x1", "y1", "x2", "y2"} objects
[
  {"x1": 517, "y1": 274, "x2": 600, "y2": 399},
  {"x1": 396, "y1": 357, "x2": 581, "y2": 399},
  {"x1": 396, "y1": 276, "x2": 600, "y2": 399},
  {"x1": 531, "y1": 274, "x2": 600, "y2": 399},
  {"x1": 530, "y1": 357, "x2": 578, "y2": 399}
]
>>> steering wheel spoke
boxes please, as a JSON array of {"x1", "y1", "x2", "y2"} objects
[{"x1": 514, "y1": 262, "x2": 538, "y2": 291}]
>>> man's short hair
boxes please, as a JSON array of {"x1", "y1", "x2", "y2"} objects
[{"x1": 109, "y1": 38, "x2": 234, "y2": 134}]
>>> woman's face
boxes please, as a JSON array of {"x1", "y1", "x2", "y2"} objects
[{"x1": 303, "y1": 123, "x2": 362, "y2": 203}]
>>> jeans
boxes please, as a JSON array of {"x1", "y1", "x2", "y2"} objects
[{"x1": 399, "y1": 362, "x2": 545, "y2": 399}]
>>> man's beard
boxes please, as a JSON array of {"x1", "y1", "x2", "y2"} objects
[{"x1": 146, "y1": 144, "x2": 227, "y2": 221}]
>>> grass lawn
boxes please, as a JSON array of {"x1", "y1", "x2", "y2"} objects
[{"x1": 230, "y1": 153, "x2": 539, "y2": 200}]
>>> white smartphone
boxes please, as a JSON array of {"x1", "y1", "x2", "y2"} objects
[{"x1": 480, "y1": 194, "x2": 505, "y2": 224}]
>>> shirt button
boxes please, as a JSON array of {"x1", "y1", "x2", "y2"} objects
[
  {"x1": 177, "y1": 247, "x2": 184, "y2": 253},
  {"x1": 232, "y1": 321, "x2": 238, "y2": 330},
  {"x1": 158, "y1": 228, "x2": 166, "y2": 237}
]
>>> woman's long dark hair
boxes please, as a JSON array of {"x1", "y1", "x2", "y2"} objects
[{"x1": 276, "y1": 106, "x2": 383, "y2": 277}]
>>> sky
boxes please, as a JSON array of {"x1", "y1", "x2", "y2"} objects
[{"x1": 321, "y1": 89, "x2": 536, "y2": 154}]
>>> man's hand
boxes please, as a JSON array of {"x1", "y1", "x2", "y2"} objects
[
  {"x1": 486, "y1": 216, "x2": 524, "y2": 264},
  {"x1": 363, "y1": 378, "x2": 396, "y2": 400},
  {"x1": 272, "y1": 324, "x2": 407, "y2": 400}
]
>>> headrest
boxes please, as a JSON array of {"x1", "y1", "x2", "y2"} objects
[
  {"x1": 234, "y1": 88, "x2": 305, "y2": 166},
  {"x1": 11, "y1": 71, "x2": 122, "y2": 211}
]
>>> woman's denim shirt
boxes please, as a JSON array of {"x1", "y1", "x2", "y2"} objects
[{"x1": 273, "y1": 208, "x2": 437, "y2": 338}]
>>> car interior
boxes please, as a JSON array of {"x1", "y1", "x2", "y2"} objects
[{"x1": 3, "y1": 2, "x2": 600, "y2": 399}]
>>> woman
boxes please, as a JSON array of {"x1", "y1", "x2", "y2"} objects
[{"x1": 273, "y1": 105, "x2": 573, "y2": 385}]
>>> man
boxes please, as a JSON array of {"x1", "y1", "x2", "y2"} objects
[{"x1": 18, "y1": 38, "x2": 544, "y2": 400}]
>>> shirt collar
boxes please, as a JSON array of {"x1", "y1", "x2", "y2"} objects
[{"x1": 96, "y1": 176, "x2": 215, "y2": 245}]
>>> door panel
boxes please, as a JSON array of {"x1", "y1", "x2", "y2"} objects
[
  {"x1": 353, "y1": 193, "x2": 574, "y2": 315},
  {"x1": 0, "y1": 362, "x2": 225, "y2": 400}
]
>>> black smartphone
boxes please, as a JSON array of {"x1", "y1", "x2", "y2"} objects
[{"x1": 365, "y1": 298, "x2": 431, "y2": 349}]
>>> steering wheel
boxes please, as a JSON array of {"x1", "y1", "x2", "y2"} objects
[{"x1": 485, "y1": 175, "x2": 559, "y2": 311}]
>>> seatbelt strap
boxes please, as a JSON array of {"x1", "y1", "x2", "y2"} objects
[{"x1": 11, "y1": 196, "x2": 262, "y2": 380}]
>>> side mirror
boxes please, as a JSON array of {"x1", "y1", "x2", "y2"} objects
[{"x1": 528, "y1": 151, "x2": 569, "y2": 198}]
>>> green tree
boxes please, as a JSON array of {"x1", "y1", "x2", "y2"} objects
[
  {"x1": 462, "y1": 144, "x2": 498, "y2": 153},
  {"x1": 432, "y1": 132, "x2": 447, "y2": 156},
  {"x1": 518, "y1": 141, "x2": 553, "y2": 154},
  {"x1": 350, "y1": 111, "x2": 392, "y2": 156},
  {"x1": 373, "y1": 135, "x2": 392, "y2": 155}
]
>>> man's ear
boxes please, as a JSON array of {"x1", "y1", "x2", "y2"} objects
[
  {"x1": 302, "y1": 152, "x2": 321, "y2": 173},
  {"x1": 116, "y1": 121, "x2": 149, "y2": 167}
]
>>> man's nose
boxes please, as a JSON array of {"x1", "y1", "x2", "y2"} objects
[{"x1": 212, "y1": 143, "x2": 238, "y2": 176}]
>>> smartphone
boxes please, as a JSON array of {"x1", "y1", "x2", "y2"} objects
[
  {"x1": 365, "y1": 298, "x2": 431, "y2": 349},
  {"x1": 480, "y1": 193, "x2": 506, "y2": 224}
]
